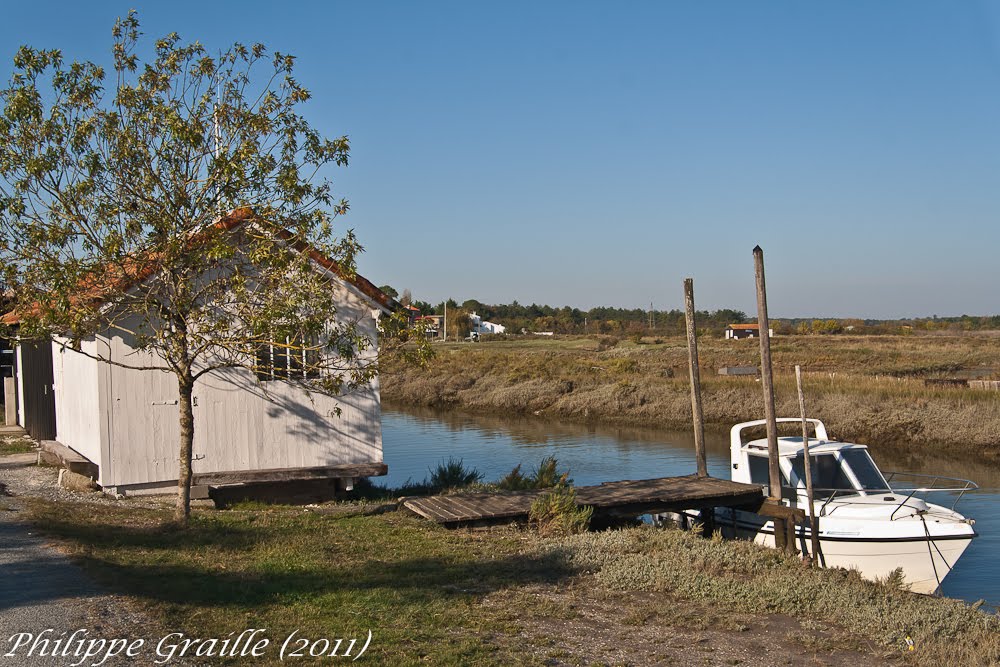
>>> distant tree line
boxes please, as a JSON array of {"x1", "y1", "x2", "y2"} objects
[
  {"x1": 778, "y1": 315, "x2": 1000, "y2": 336},
  {"x1": 380, "y1": 287, "x2": 748, "y2": 336},
  {"x1": 378, "y1": 287, "x2": 1000, "y2": 338}
]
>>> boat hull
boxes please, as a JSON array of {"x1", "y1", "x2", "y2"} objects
[{"x1": 717, "y1": 509, "x2": 975, "y2": 594}]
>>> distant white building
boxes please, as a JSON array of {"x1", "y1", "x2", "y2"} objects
[
  {"x1": 469, "y1": 312, "x2": 506, "y2": 335},
  {"x1": 725, "y1": 323, "x2": 773, "y2": 340}
]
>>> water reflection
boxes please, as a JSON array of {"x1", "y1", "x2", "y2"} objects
[
  {"x1": 381, "y1": 403, "x2": 998, "y2": 607},
  {"x1": 381, "y1": 404, "x2": 732, "y2": 486}
]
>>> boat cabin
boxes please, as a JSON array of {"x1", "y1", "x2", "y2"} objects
[
  {"x1": 730, "y1": 418, "x2": 889, "y2": 501},
  {"x1": 722, "y1": 418, "x2": 976, "y2": 595}
]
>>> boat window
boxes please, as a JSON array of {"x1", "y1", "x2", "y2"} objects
[
  {"x1": 748, "y1": 454, "x2": 770, "y2": 486},
  {"x1": 747, "y1": 454, "x2": 793, "y2": 499},
  {"x1": 790, "y1": 453, "x2": 855, "y2": 499},
  {"x1": 841, "y1": 449, "x2": 888, "y2": 491}
]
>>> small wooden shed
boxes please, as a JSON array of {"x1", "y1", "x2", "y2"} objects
[{"x1": 7, "y1": 221, "x2": 395, "y2": 497}]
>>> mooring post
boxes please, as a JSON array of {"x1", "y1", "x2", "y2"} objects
[
  {"x1": 753, "y1": 245, "x2": 788, "y2": 552},
  {"x1": 701, "y1": 508, "x2": 717, "y2": 538},
  {"x1": 684, "y1": 278, "x2": 708, "y2": 478},
  {"x1": 796, "y1": 365, "x2": 823, "y2": 565}
]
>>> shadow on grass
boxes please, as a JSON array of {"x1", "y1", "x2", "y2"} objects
[
  {"x1": 18, "y1": 508, "x2": 577, "y2": 613},
  {"x1": 69, "y1": 551, "x2": 574, "y2": 610},
  {"x1": 25, "y1": 510, "x2": 269, "y2": 553}
]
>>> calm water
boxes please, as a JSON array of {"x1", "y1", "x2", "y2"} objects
[{"x1": 382, "y1": 404, "x2": 1000, "y2": 608}]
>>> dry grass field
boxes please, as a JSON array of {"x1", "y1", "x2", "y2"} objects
[{"x1": 382, "y1": 333, "x2": 1000, "y2": 463}]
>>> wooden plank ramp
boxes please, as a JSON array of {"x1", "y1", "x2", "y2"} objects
[
  {"x1": 39, "y1": 440, "x2": 99, "y2": 480},
  {"x1": 402, "y1": 474, "x2": 783, "y2": 527}
]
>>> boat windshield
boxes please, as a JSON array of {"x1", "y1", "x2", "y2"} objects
[
  {"x1": 790, "y1": 453, "x2": 856, "y2": 499},
  {"x1": 840, "y1": 449, "x2": 888, "y2": 491}
]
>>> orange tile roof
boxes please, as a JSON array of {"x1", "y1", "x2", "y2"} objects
[{"x1": 2, "y1": 207, "x2": 395, "y2": 326}]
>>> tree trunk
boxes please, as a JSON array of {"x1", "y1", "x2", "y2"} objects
[{"x1": 175, "y1": 373, "x2": 195, "y2": 524}]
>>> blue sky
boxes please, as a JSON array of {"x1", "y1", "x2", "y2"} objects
[{"x1": 3, "y1": 1, "x2": 1000, "y2": 318}]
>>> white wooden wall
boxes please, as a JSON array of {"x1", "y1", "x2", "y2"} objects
[
  {"x1": 97, "y1": 278, "x2": 384, "y2": 490},
  {"x1": 51, "y1": 338, "x2": 104, "y2": 467},
  {"x1": 14, "y1": 343, "x2": 24, "y2": 428},
  {"x1": 103, "y1": 324, "x2": 182, "y2": 487}
]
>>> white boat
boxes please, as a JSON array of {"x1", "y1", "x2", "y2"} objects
[{"x1": 676, "y1": 418, "x2": 978, "y2": 594}]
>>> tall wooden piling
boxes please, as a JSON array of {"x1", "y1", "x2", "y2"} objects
[
  {"x1": 753, "y1": 245, "x2": 789, "y2": 552},
  {"x1": 796, "y1": 365, "x2": 822, "y2": 564},
  {"x1": 684, "y1": 278, "x2": 708, "y2": 478}
]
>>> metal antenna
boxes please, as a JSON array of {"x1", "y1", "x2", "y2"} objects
[{"x1": 213, "y1": 50, "x2": 222, "y2": 217}]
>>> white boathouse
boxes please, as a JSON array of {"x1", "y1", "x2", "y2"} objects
[{"x1": 6, "y1": 211, "x2": 394, "y2": 496}]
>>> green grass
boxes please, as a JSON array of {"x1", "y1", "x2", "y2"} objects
[
  {"x1": 21, "y1": 499, "x2": 999, "y2": 666},
  {"x1": 0, "y1": 436, "x2": 35, "y2": 455},
  {"x1": 23, "y1": 500, "x2": 571, "y2": 666}
]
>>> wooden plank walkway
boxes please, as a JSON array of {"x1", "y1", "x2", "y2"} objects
[{"x1": 402, "y1": 474, "x2": 776, "y2": 527}]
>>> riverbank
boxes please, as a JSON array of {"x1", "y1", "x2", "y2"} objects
[
  {"x1": 382, "y1": 334, "x2": 1000, "y2": 463},
  {"x1": 4, "y1": 459, "x2": 997, "y2": 666}
]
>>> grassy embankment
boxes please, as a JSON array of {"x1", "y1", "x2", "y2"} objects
[
  {"x1": 22, "y1": 497, "x2": 1000, "y2": 666},
  {"x1": 382, "y1": 334, "x2": 1000, "y2": 463}
]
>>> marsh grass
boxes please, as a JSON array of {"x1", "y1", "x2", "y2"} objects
[
  {"x1": 384, "y1": 334, "x2": 1000, "y2": 460},
  {"x1": 551, "y1": 526, "x2": 1000, "y2": 666}
]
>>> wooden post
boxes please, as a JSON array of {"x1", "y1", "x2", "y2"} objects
[
  {"x1": 684, "y1": 278, "x2": 708, "y2": 478},
  {"x1": 753, "y1": 245, "x2": 788, "y2": 551},
  {"x1": 701, "y1": 508, "x2": 717, "y2": 538},
  {"x1": 796, "y1": 365, "x2": 823, "y2": 565},
  {"x1": 3, "y1": 377, "x2": 15, "y2": 426}
]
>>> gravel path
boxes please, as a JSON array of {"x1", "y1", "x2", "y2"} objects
[{"x1": 0, "y1": 453, "x2": 162, "y2": 666}]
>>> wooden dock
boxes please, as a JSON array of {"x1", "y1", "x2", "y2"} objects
[{"x1": 402, "y1": 474, "x2": 801, "y2": 527}]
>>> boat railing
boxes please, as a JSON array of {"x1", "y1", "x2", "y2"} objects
[
  {"x1": 785, "y1": 472, "x2": 978, "y2": 519},
  {"x1": 882, "y1": 471, "x2": 979, "y2": 517}
]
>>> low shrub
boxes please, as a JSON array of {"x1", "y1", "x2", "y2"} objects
[
  {"x1": 596, "y1": 336, "x2": 619, "y2": 351},
  {"x1": 348, "y1": 458, "x2": 484, "y2": 499},
  {"x1": 497, "y1": 464, "x2": 531, "y2": 491},
  {"x1": 529, "y1": 476, "x2": 593, "y2": 537},
  {"x1": 428, "y1": 456, "x2": 483, "y2": 491},
  {"x1": 530, "y1": 455, "x2": 563, "y2": 488},
  {"x1": 497, "y1": 456, "x2": 569, "y2": 491}
]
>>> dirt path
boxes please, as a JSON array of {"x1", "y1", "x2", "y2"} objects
[{"x1": 0, "y1": 456, "x2": 152, "y2": 666}]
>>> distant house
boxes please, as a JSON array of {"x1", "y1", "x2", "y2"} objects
[
  {"x1": 404, "y1": 304, "x2": 421, "y2": 323},
  {"x1": 725, "y1": 323, "x2": 774, "y2": 340},
  {"x1": 469, "y1": 312, "x2": 505, "y2": 336},
  {"x1": 5, "y1": 209, "x2": 395, "y2": 496},
  {"x1": 415, "y1": 314, "x2": 444, "y2": 340}
]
